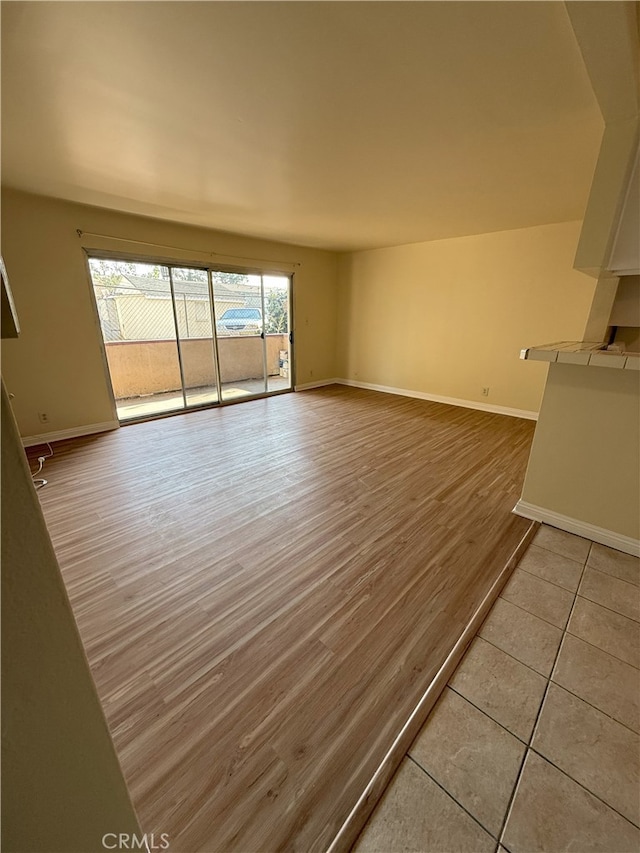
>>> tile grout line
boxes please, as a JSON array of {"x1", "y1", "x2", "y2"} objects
[
  {"x1": 573, "y1": 590, "x2": 640, "y2": 626},
  {"x1": 525, "y1": 745, "x2": 640, "y2": 832},
  {"x1": 446, "y1": 684, "x2": 530, "y2": 746},
  {"x1": 472, "y1": 621, "x2": 640, "y2": 736},
  {"x1": 516, "y1": 563, "x2": 583, "y2": 594},
  {"x1": 532, "y1": 542, "x2": 592, "y2": 564},
  {"x1": 493, "y1": 594, "x2": 572, "y2": 631},
  {"x1": 564, "y1": 624, "x2": 640, "y2": 672},
  {"x1": 405, "y1": 754, "x2": 500, "y2": 843},
  {"x1": 547, "y1": 677, "x2": 640, "y2": 738},
  {"x1": 496, "y1": 542, "x2": 594, "y2": 849},
  {"x1": 477, "y1": 633, "x2": 557, "y2": 679},
  {"x1": 427, "y1": 681, "x2": 640, "y2": 841},
  {"x1": 580, "y1": 563, "x2": 640, "y2": 591}
]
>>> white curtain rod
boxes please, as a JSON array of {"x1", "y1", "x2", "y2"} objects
[{"x1": 76, "y1": 229, "x2": 301, "y2": 269}]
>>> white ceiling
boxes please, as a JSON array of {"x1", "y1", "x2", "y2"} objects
[{"x1": 1, "y1": 1, "x2": 603, "y2": 251}]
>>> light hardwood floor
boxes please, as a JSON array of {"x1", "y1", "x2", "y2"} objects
[{"x1": 35, "y1": 386, "x2": 535, "y2": 852}]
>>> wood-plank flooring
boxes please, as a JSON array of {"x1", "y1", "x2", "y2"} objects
[{"x1": 35, "y1": 386, "x2": 535, "y2": 852}]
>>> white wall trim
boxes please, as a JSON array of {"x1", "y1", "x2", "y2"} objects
[
  {"x1": 22, "y1": 420, "x2": 120, "y2": 447},
  {"x1": 335, "y1": 379, "x2": 539, "y2": 421},
  {"x1": 514, "y1": 499, "x2": 640, "y2": 557},
  {"x1": 295, "y1": 378, "x2": 340, "y2": 391}
]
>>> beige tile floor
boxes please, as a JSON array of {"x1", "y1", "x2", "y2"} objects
[{"x1": 353, "y1": 525, "x2": 640, "y2": 853}]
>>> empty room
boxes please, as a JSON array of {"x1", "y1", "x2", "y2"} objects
[{"x1": 2, "y1": 3, "x2": 639, "y2": 853}]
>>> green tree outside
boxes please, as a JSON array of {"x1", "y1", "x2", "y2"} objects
[{"x1": 264, "y1": 289, "x2": 288, "y2": 333}]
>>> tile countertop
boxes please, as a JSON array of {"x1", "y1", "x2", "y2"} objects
[{"x1": 520, "y1": 342, "x2": 640, "y2": 370}]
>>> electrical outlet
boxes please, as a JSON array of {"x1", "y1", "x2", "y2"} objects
[
  {"x1": 38, "y1": 412, "x2": 49, "y2": 423},
  {"x1": 481, "y1": 387, "x2": 490, "y2": 397}
]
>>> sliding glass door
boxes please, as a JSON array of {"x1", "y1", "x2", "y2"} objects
[
  {"x1": 263, "y1": 275, "x2": 292, "y2": 394},
  {"x1": 213, "y1": 271, "x2": 265, "y2": 402},
  {"x1": 171, "y1": 267, "x2": 219, "y2": 408},
  {"x1": 213, "y1": 271, "x2": 292, "y2": 401},
  {"x1": 88, "y1": 255, "x2": 292, "y2": 422},
  {"x1": 89, "y1": 259, "x2": 187, "y2": 420}
]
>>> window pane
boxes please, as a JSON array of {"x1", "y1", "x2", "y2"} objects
[
  {"x1": 263, "y1": 275, "x2": 291, "y2": 393},
  {"x1": 171, "y1": 267, "x2": 219, "y2": 407},
  {"x1": 89, "y1": 259, "x2": 185, "y2": 420},
  {"x1": 212, "y1": 271, "x2": 266, "y2": 400}
]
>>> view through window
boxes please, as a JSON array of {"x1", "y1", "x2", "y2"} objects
[{"x1": 88, "y1": 257, "x2": 292, "y2": 421}]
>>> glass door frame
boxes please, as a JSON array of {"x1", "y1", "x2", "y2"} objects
[
  {"x1": 167, "y1": 265, "x2": 189, "y2": 411},
  {"x1": 84, "y1": 249, "x2": 295, "y2": 424},
  {"x1": 169, "y1": 263, "x2": 220, "y2": 411},
  {"x1": 207, "y1": 268, "x2": 225, "y2": 402}
]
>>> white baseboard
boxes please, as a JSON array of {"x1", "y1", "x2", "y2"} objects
[
  {"x1": 295, "y1": 378, "x2": 340, "y2": 391},
  {"x1": 22, "y1": 420, "x2": 120, "y2": 447},
  {"x1": 513, "y1": 500, "x2": 640, "y2": 557},
  {"x1": 335, "y1": 379, "x2": 538, "y2": 421}
]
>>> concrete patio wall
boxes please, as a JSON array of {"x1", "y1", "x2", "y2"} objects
[{"x1": 105, "y1": 334, "x2": 288, "y2": 398}]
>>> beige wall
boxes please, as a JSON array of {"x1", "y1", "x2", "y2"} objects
[
  {"x1": 520, "y1": 363, "x2": 640, "y2": 541},
  {"x1": 1, "y1": 383, "x2": 141, "y2": 852},
  {"x1": 572, "y1": 119, "x2": 638, "y2": 278},
  {"x1": 566, "y1": 0, "x2": 639, "y2": 278},
  {"x1": 1, "y1": 189, "x2": 339, "y2": 437},
  {"x1": 517, "y1": 3, "x2": 640, "y2": 548},
  {"x1": 337, "y1": 221, "x2": 596, "y2": 414},
  {"x1": 1, "y1": 190, "x2": 598, "y2": 433}
]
